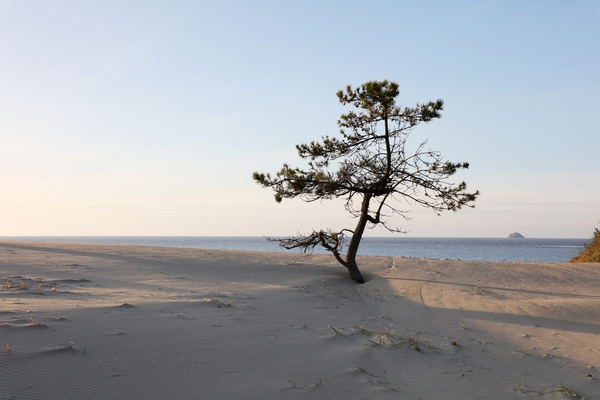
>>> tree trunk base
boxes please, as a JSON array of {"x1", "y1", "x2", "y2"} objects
[{"x1": 346, "y1": 264, "x2": 365, "y2": 284}]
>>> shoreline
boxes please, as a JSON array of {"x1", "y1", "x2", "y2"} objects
[{"x1": 0, "y1": 237, "x2": 587, "y2": 264}]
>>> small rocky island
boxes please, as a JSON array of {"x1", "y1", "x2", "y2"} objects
[{"x1": 508, "y1": 232, "x2": 525, "y2": 238}]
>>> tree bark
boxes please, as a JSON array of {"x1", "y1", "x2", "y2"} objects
[{"x1": 343, "y1": 193, "x2": 372, "y2": 283}]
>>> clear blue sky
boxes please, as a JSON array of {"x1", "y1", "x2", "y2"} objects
[{"x1": 1, "y1": 1, "x2": 598, "y2": 238}]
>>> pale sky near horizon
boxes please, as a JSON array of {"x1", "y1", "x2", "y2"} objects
[{"x1": 1, "y1": 1, "x2": 599, "y2": 238}]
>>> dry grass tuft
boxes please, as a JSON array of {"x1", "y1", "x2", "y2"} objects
[
  {"x1": 356, "y1": 324, "x2": 400, "y2": 348},
  {"x1": 472, "y1": 286, "x2": 486, "y2": 295},
  {"x1": 369, "y1": 330, "x2": 401, "y2": 348},
  {"x1": 326, "y1": 323, "x2": 346, "y2": 337},
  {"x1": 513, "y1": 380, "x2": 589, "y2": 398},
  {"x1": 207, "y1": 297, "x2": 232, "y2": 307},
  {"x1": 356, "y1": 324, "x2": 431, "y2": 351},
  {"x1": 557, "y1": 381, "x2": 588, "y2": 399},
  {"x1": 571, "y1": 226, "x2": 600, "y2": 263},
  {"x1": 355, "y1": 323, "x2": 373, "y2": 336},
  {"x1": 29, "y1": 318, "x2": 47, "y2": 327},
  {"x1": 407, "y1": 336, "x2": 431, "y2": 353}
]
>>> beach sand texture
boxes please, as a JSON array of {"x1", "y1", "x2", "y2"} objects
[{"x1": 0, "y1": 241, "x2": 598, "y2": 399}]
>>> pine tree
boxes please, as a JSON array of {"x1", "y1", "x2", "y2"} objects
[{"x1": 253, "y1": 80, "x2": 478, "y2": 283}]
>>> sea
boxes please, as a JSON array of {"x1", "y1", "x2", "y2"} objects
[{"x1": 0, "y1": 236, "x2": 589, "y2": 263}]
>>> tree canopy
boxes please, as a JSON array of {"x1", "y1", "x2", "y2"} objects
[{"x1": 253, "y1": 80, "x2": 479, "y2": 283}]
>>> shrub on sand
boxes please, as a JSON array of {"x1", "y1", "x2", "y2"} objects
[{"x1": 571, "y1": 226, "x2": 600, "y2": 263}]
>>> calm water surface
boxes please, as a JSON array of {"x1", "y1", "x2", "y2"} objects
[{"x1": 0, "y1": 236, "x2": 588, "y2": 263}]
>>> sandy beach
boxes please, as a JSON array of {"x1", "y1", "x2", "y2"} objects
[{"x1": 0, "y1": 241, "x2": 598, "y2": 399}]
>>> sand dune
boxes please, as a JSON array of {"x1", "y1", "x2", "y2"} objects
[{"x1": 0, "y1": 241, "x2": 598, "y2": 399}]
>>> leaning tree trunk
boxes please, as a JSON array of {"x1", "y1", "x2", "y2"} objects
[
  {"x1": 343, "y1": 193, "x2": 372, "y2": 283},
  {"x1": 344, "y1": 257, "x2": 365, "y2": 283}
]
